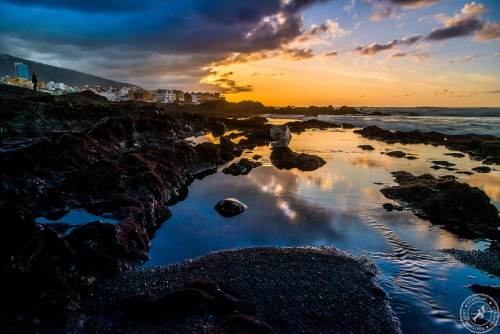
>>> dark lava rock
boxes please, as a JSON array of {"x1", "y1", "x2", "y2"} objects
[
  {"x1": 358, "y1": 144, "x2": 375, "y2": 151},
  {"x1": 457, "y1": 171, "x2": 474, "y2": 175},
  {"x1": 285, "y1": 119, "x2": 340, "y2": 134},
  {"x1": 116, "y1": 279, "x2": 255, "y2": 323},
  {"x1": 226, "y1": 315, "x2": 276, "y2": 334},
  {"x1": 432, "y1": 160, "x2": 456, "y2": 167},
  {"x1": 472, "y1": 166, "x2": 492, "y2": 173},
  {"x1": 223, "y1": 158, "x2": 262, "y2": 176},
  {"x1": 467, "y1": 284, "x2": 500, "y2": 299},
  {"x1": 0, "y1": 207, "x2": 79, "y2": 332},
  {"x1": 366, "y1": 111, "x2": 390, "y2": 116},
  {"x1": 406, "y1": 155, "x2": 418, "y2": 160},
  {"x1": 214, "y1": 198, "x2": 247, "y2": 217},
  {"x1": 253, "y1": 154, "x2": 263, "y2": 160},
  {"x1": 85, "y1": 247, "x2": 400, "y2": 334},
  {"x1": 270, "y1": 125, "x2": 292, "y2": 148},
  {"x1": 445, "y1": 152, "x2": 466, "y2": 158},
  {"x1": 355, "y1": 125, "x2": 500, "y2": 165},
  {"x1": 382, "y1": 203, "x2": 403, "y2": 212},
  {"x1": 219, "y1": 136, "x2": 242, "y2": 161},
  {"x1": 386, "y1": 151, "x2": 406, "y2": 158},
  {"x1": 211, "y1": 121, "x2": 227, "y2": 137},
  {"x1": 338, "y1": 106, "x2": 359, "y2": 114},
  {"x1": 381, "y1": 171, "x2": 500, "y2": 239},
  {"x1": 342, "y1": 123, "x2": 356, "y2": 129},
  {"x1": 270, "y1": 147, "x2": 326, "y2": 171}
]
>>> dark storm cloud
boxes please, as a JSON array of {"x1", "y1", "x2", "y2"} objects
[
  {"x1": 426, "y1": 19, "x2": 484, "y2": 40},
  {"x1": 3, "y1": 0, "x2": 156, "y2": 12},
  {"x1": 0, "y1": 0, "x2": 332, "y2": 88}
]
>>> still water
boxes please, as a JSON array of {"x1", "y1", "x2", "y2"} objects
[{"x1": 147, "y1": 123, "x2": 499, "y2": 334}]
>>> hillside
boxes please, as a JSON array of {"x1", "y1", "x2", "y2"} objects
[{"x1": 0, "y1": 54, "x2": 138, "y2": 88}]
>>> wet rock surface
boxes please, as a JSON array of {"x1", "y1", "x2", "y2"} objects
[
  {"x1": 382, "y1": 203, "x2": 403, "y2": 212},
  {"x1": 270, "y1": 147, "x2": 326, "y2": 171},
  {"x1": 444, "y1": 152, "x2": 466, "y2": 158},
  {"x1": 269, "y1": 125, "x2": 292, "y2": 148},
  {"x1": 285, "y1": 119, "x2": 340, "y2": 134},
  {"x1": 443, "y1": 248, "x2": 500, "y2": 277},
  {"x1": 472, "y1": 166, "x2": 492, "y2": 173},
  {"x1": 358, "y1": 144, "x2": 375, "y2": 151},
  {"x1": 467, "y1": 284, "x2": 500, "y2": 300},
  {"x1": 82, "y1": 247, "x2": 401, "y2": 334},
  {"x1": 381, "y1": 172, "x2": 500, "y2": 239},
  {"x1": 214, "y1": 198, "x2": 247, "y2": 217},
  {"x1": 355, "y1": 125, "x2": 500, "y2": 165},
  {"x1": 223, "y1": 158, "x2": 262, "y2": 176},
  {"x1": 386, "y1": 151, "x2": 406, "y2": 158},
  {"x1": 0, "y1": 86, "x2": 269, "y2": 331}
]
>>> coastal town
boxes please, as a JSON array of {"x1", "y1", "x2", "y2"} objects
[{"x1": 0, "y1": 61, "x2": 222, "y2": 104}]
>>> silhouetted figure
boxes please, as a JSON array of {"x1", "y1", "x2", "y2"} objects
[{"x1": 31, "y1": 72, "x2": 38, "y2": 92}]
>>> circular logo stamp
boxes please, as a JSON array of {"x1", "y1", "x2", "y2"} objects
[{"x1": 460, "y1": 294, "x2": 499, "y2": 333}]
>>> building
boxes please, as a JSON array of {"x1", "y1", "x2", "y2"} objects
[
  {"x1": 14, "y1": 62, "x2": 30, "y2": 79},
  {"x1": 191, "y1": 93, "x2": 199, "y2": 104},
  {"x1": 54, "y1": 82, "x2": 66, "y2": 90},
  {"x1": 2, "y1": 75, "x2": 32, "y2": 88},
  {"x1": 175, "y1": 90, "x2": 184, "y2": 103},
  {"x1": 196, "y1": 92, "x2": 221, "y2": 104}
]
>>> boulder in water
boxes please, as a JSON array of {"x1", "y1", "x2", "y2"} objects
[
  {"x1": 214, "y1": 198, "x2": 247, "y2": 217},
  {"x1": 270, "y1": 147, "x2": 326, "y2": 171},
  {"x1": 223, "y1": 158, "x2": 262, "y2": 176},
  {"x1": 270, "y1": 125, "x2": 292, "y2": 148}
]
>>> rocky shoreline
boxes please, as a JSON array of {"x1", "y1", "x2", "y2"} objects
[
  {"x1": 354, "y1": 125, "x2": 500, "y2": 165},
  {"x1": 1, "y1": 84, "x2": 499, "y2": 332},
  {"x1": 79, "y1": 247, "x2": 401, "y2": 334}
]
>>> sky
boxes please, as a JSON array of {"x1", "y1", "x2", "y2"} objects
[{"x1": 0, "y1": 0, "x2": 499, "y2": 107}]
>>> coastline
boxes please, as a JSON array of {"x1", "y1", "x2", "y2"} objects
[
  {"x1": 1, "y1": 85, "x2": 499, "y2": 333},
  {"x1": 80, "y1": 247, "x2": 402, "y2": 334}
]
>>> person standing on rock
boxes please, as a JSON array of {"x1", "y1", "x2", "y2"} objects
[{"x1": 31, "y1": 72, "x2": 38, "y2": 92}]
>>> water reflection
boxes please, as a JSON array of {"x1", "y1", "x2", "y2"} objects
[{"x1": 147, "y1": 126, "x2": 499, "y2": 334}]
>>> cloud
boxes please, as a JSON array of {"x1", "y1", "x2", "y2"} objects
[
  {"x1": 355, "y1": 35, "x2": 423, "y2": 55},
  {"x1": 324, "y1": 51, "x2": 339, "y2": 57},
  {"x1": 202, "y1": 70, "x2": 253, "y2": 94},
  {"x1": 390, "y1": 52, "x2": 407, "y2": 58},
  {"x1": 387, "y1": 0, "x2": 438, "y2": 9},
  {"x1": 356, "y1": 40, "x2": 398, "y2": 55},
  {"x1": 450, "y1": 54, "x2": 478, "y2": 63},
  {"x1": 388, "y1": 51, "x2": 429, "y2": 62},
  {"x1": 427, "y1": 18, "x2": 483, "y2": 40},
  {"x1": 427, "y1": 2, "x2": 499, "y2": 41},
  {"x1": 0, "y1": 0, "x2": 332, "y2": 88},
  {"x1": 475, "y1": 22, "x2": 500, "y2": 41},
  {"x1": 281, "y1": 47, "x2": 315, "y2": 60},
  {"x1": 368, "y1": 0, "x2": 438, "y2": 22},
  {"x1": 310, "y1": 20, "x2": 347, "y2": 38},
  {"x1": 434, "y1": 88, "x2": 500, "y2": 97},
  {"x1": 441, "y1": 2, "x2": 485, "y2": 27},
  {"x1": 3, "y1": 0, "x2": 156, "y2": 13}
]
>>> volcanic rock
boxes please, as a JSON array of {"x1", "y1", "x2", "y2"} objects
[
  {"x1": 223, "y1": 158, "x2": 262, "y2": 176},
  {"x1": 270, "y1": 147, "x2": 326, "y2": 171},
  {"x1": 358, "y1": 145, "x2": 375, "y2": 151},
  {"x1": 381, "y1": 171, "x2": 500, "y2": 239},
  {"x1": 270, "y1": 125, "x2": 292, "y2": 148},
  {"x1": 214, "y1": 198, "x2": 247, "y2": 217}
]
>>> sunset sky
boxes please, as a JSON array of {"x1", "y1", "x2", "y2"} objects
[{"x1": 1, "y1": 0, "x2": 499, "y2": 106}]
